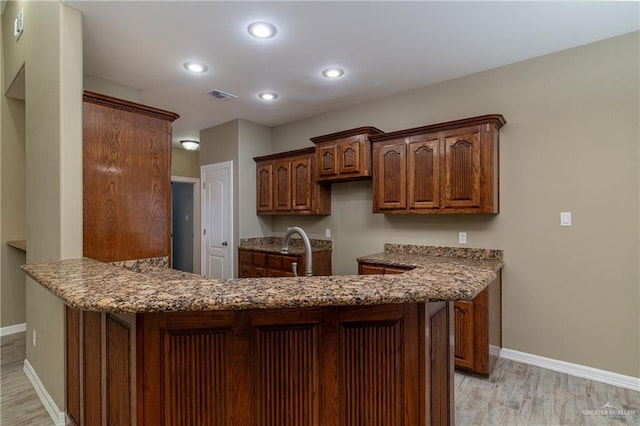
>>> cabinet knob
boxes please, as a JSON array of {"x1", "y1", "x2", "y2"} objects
[{"x1": 221, "y1": 241, "x2": 228, "y2": 246}]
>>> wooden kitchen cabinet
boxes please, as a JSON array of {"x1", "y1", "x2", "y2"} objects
[
  {"x1": 254, "y1": 147, "x2": 331, "y2": 215},
  {"x1": 239, "y1": 248, "x2": 332, "y2": 277},
  {"x1": 370, "y1": 114, "x2": 506, "y2": 214},
  {"x1": 310, "y1": 126, "x2": 384, "y2": 182},
  {"x1": 358, "y1": 261, "x2": 502, "y2": 377},
  {"x1": 453, "y1": 272, "x2": 502, "y2": 377},
  {"x1": 82, "y1": 91, "x2": 179, "y2": 262}
]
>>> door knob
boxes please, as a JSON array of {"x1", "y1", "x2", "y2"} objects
[{"x1": 221, "y1": 241, "x2": 228, "y2": 246}]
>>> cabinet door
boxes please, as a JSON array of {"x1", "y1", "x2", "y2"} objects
[
  {"x1": 256, "y1": 162, "x2": 273, "y2": 212},
  {"x1": 408, "y1": 139, "x2": 440, "y2": 210},
  {"x1": 316, "y1": 143, "x2": 338, "y2": 178},
  {"x1": 373, "y1": 141, "x2": 407, "y2": 211},
  {"x1": 358, "y1": 263, "x2": 385, "y2": 275},
  {"x1": 291, "y1": 156, "x2": 313, "y2": 211},
  {"x1": 443, "y1": 132, "x2": 481, "y2": 209},
  {"x1": 273, "y1": 159, "x2": 292, "y2": 211},
  {"x1": 453, "y1": 301, "x2": 475, "y2": 370},
  {"x1": 338, "y1": 137, "x2": 361, "y2": 175}
]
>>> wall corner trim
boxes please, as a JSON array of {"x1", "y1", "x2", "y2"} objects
[
  {"x1": 501, "y1": 348, "x2": 640, "y2": 392},
  {"x1": 0, "y1": 323, "x2": 27, "y2": 337},
  {"x1": 22, "y1": 359, "x2": 66, "y2": 426}
]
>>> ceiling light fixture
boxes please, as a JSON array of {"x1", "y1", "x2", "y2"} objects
[
  {"x1": 322, "y1": 67, "x2": 344, "y2": 79},
  {"x1": 258, "y1": 92, "x2": 279, "y2": 101},
  {"x1": 180, "y1": 140, "x2": 200, "y2": 151},
  {"x1": 183, "y1": 62, "x2": 208, "y2": 73},
  {"x1": 248, "y1": 21, "x2": 277, "y2": 39}
]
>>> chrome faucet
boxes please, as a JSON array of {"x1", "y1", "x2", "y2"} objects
[{"x1": 281, "y1": 227, "x2": 313, "y2": 277}]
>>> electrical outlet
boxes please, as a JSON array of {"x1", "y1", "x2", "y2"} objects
[
  {"x1": 458, "y1": 232, "x2": 467, "y2": 244},
  {"x1": 32, "y1": 330, "x2": 36, "y2": 347},
  {"x1": 325, "y1": 228, "x2": 331, "y2": 238}
]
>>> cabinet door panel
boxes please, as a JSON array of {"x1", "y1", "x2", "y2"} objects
[
  {"x1": 291, "y1": 157, "x2": 313, "y2": 211},
  {"x1": 443, "y1": 132, "x2": 481, "y2": 209},
  {"x1": 256, "y1": 163, "x2": 273, "y2": 212},
  {"x1": 453, "y1": 301, "x2": 475, "y2": 370},
  {"x1": 317, "y1": 144, "x2": 338, "y2": 177},
  {"x1": 273, "y1": 160, "x2": 292, "y2": 211},
  {"x1": 338, "y1": 138, "x2": 361, "y2": 175},
  {"x1": 373, "y1": 142, "x2": 406, "y2": 210},
  {"x1": 408, "y1": 139, "x2": 440, "y2": 210}
]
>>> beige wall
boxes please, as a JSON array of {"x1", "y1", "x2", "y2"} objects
[
  {"x1": 267, "y1": 33, "x2": 640, "y2": 377},
  {"x1": 172, "y1": 147, "x2": 200, "y2": 178},
  {"x1": 238, "y1": 119, "x2": 272, "y2": 238},
  {"x1": 3, "y1": 0, "x2": 84, "y2": 409},
  {"x1": 83, "y1": 73, "x2": 140, "y2": 103},
  {"x1": 200, "y1": 119, "x2": 271, "y2": 273},
  {"x1": 1, "y1": 93, "x2": 26, "y2": 328}
]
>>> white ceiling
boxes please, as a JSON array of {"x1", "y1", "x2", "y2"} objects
[{"x1": 64, "y1": 1, "x2": 639, "y2": 147}]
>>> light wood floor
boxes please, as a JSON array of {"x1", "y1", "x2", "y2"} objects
[
  {"x1": 1, "y1": 333, "x2": 53, "y2": 425},
  {"x1": 1, "y1": 332, "x2": 638, "y2": 425}
]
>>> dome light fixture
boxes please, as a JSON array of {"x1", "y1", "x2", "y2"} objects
[
  {"x1": 183, "y1": 62, "x2": 208, "y2": 73},
  {"x1": 258, "y1": 92, "x2": 279, "y2": 101},
  {"x1": 180, "y1": 140, "x2": 200, "y2": 151},
  {"x1": 247, "y1": 21, "x2": 277, "y2": 39},
  {"x1": 322, "y1": 67, "x2": 344, "y2": 79}
]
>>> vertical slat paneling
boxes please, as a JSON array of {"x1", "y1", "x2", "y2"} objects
[
  {"x1": 106, "y1": 315, "x2": 131, "y2": 426},
  {"x1": 163, "y1": 329, "x2": 227, "y2": 426},
  {"x1": 291, "y1": 158, "x2": 312, "y2": 210},
  {"x1": 430, "y1": 305, "x2": 450, "y2": 425},
  {"x1": 65, "y1": 308, "x2": 81, "y2": 426},
  {"x1": 408, "y1": 139, "x2": 440, "y2": 209},
  {"x1": 339, "y1": 320, "x2": 401, "y2": 425},
  {"x1": 273, "y1": 160, "x2": 291, "y2": 211},
  {"x1": 254, "y1": 324, "x2": 319, "y2": 425},
  {"x1": 374, "y1": 141, "x2": 407, "y2": 210},
  {"x1": 444, "y1": 132, "x2": 480, "y2": 208},
  {"x1": 256, "y1": 163, "x2": 273, "y2": 211}
]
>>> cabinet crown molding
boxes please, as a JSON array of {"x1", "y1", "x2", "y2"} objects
[
  {"x1": 310, "y1": 126, "x2": 384, "y2": 144},
  {"x1": 253, "y1": 146, "x2": 316, "y2": 162},
  {"x1": 369, "y1": 114, "x2": 506, "y2": 143},
  {"x1": 83, "y1": 90, "x2": 180, "y2": 122}
]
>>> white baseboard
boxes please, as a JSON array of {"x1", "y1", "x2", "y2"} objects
[
  {"x1": 501, "y1": 348, "x2": 640, "y2": 392},
  {"x1": 23, "y1": 359, "x2": 66, "y2": 426},
  {"x1": 0, "y1": 322, "x2": 26, "y2": 336}
]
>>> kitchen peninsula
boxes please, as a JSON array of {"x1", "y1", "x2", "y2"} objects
[{"x1": 23, "y1": 246, "x2": 502, "y2": 426}]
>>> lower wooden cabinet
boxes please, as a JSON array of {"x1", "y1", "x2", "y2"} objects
[
  {"x1": 358, "y1": 262, "x2": 502, "y2": 377},
  {"x1": 452, "y1": 272, "x2": 502, "y2": 376},
  {"x1": 66, "y1": 302, "x2": 455, "y2": 425},
  {"x1": 239, "y1": 248, "x2": 332, "y2": 277}
]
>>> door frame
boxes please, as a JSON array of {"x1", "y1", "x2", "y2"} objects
[
  {"x1": 200, "y1": 161, "x2": 234, "y2": 279},
  {"x1": 171, "y1": 176, "x2": 201, "y2": 275}
]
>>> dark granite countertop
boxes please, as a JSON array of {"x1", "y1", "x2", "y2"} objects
[
  {"x1": 22, "y1": 244, "x2": 503, "y2": 314},
  {"x1": 239, "y1": 237, "x2": 332, "y2": 254}
]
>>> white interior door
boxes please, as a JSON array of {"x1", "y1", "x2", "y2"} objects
[{"x1": 201, "y1": 161, "x2": 233, "y2": 279}]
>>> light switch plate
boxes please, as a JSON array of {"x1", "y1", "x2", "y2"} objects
[
  {"x1": 560, "y1": 212, "x2": 572, "y2": 226},
  {"x1": 458, "y1": 232, "x2": 467, "y2": 244}
]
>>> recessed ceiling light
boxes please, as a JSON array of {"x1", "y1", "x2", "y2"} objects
[
  {"x1": 183, "y1": 62, "x2": 208, "y2": 73},
  {"x1": 258, "y1": 92, "x2": 279, "y2": 101},
  {"x1": 248, "y1": 21, "x2": 277, "y2": 39},
  {"x1": 322, "y1": 68, "x2": 344, "y2": 79}
]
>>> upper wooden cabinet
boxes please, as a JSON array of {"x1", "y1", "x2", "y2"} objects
[
  {"x1": 310, "y1": 127, "x2": 384, "y2": 182},
  {"x1": 370, "y1": 115, "x2": 506, "y2": 214},
  {"x1": 254, "y1": 147, "x2": 331, "y2": 215},
  {"x1": 83, "y1": 91, "x2": 179, "y2": 262}
]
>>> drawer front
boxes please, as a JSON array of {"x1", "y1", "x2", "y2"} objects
[
  {"x1": 253, "y1": 252, "x2": 267, "y2": 266},
  {"x1": 267, "y1": 255, "x2": 284, "y2": 269}
]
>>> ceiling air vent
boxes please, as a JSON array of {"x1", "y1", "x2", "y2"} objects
[{"x1": 208, "y1": 89, "x2": 237, "y2": 100}]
